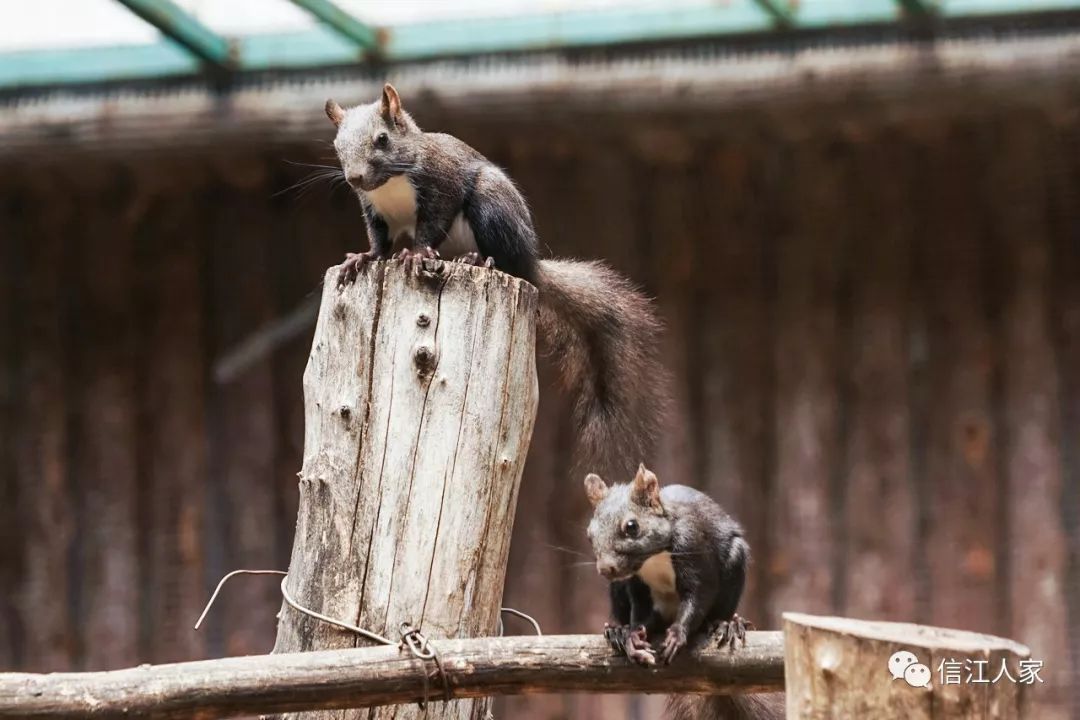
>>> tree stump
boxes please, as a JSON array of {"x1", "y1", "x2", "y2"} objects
[
  {"x1": 784, "y1": 613, "x2": 1033, "y2": 719},
  {"x1": 272, "y1": 260, "x2": 539, "y2": 719}
]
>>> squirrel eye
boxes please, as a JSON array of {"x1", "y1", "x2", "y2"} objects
[
  {"x1": 623, "y1": 519, "x2": 639, "y2": 537},
  {"x1": 374, "y1": 132, "x2": 389, "y2": 148}
]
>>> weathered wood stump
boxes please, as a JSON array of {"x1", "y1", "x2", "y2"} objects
[
  {"x1": 272, "y1": 260, "x2": 538, "y2": 719},
  {"x1": 784, "y1": 613, "x2": 1032, "y2": 718}
]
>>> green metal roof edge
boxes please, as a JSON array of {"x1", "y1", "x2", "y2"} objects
[
  {"x1": 1, "y1": 0, "x2": 1078, "y2": 90},
  {"x1": 113, "y1": 0, "x2": 234, "y2": 68}
]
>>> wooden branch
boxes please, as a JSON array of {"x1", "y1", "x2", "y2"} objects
[{"x1": 0, "y1": 632, "x2": 784, "y2": 719}]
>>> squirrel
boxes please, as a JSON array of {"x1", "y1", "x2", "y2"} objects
[
  {"x1": 584, "y1": 464, "x2": 785, "y2": 720},
  {"x1": 325, "y1": 84, "x2": 666, "y2": 475}
]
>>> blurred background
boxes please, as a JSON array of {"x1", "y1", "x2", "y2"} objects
[{"x1": 1, "y1": 0, "x2": 1079, "y2": 718}]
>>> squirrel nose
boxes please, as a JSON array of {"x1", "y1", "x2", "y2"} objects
[
  {"x1": 346, "y1": 172, "x2": 364, "y2": 188},
  {"x1": 597, "y1": 560, "x2": 618, "y2": 579}
]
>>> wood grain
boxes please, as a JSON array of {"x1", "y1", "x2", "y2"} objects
[
  {"x1": 785, "y1": 613, "x2": 1030, "y2": 719},
  {"x1": 0, "y1": 179, "x2": 20, "y2": 669},
  {"x1": 138, "y1": 190, "x2": 210, "y2": 665},
  {"x1": 209, "y1": 183, "x2": 282, "y2": 658},
  {"x1": 700, "y1": 136, "x2": 778, "y2": 628},
  {"x1": 917, "y1": 123, "x2": 1002, "y2": 634},
  {"x1": 984, "y1": 116, "x2": 1070, "y2": 719},
  {"x1": 0, "y1": 632, "x2": 785, "y2": 719},
  {"x1": 768, "y1": 138, "x2": 845, "y2": 622},
  {"x1": 73, "y1": 171, "x2": 139, "y2": 671},
  {"x1": 1048, "y1": 119, "x2": 1080, "y2": 720},
  {"x1": 271, "y1": 260, "x2": 539, "y2": 720},
  {"x1": 840, "y1": 133, "x2": 917, "y2": 621},
  {"x1": 11, "y1": 171, "x2": 76, "y2": 671}
]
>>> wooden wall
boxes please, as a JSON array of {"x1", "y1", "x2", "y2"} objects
[{"x1": 0, "y1": 104, "x2": 1078, "y2": 719}]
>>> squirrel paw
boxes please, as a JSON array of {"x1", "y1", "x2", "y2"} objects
[
  {"x1": 604, "y1": 623, "x2": 655, "y2": 667},
  {"x1": 337, "y1": 250, "x2": 384, "y2": 287},
  {"x1": 659, "y1": 623, "x2": 687, "y2": 665},
  {"x1": 713, "y1": 614, "x2": 754, "y2": 650},
  {"x1": 395, "y1": 246, "x2": 441, "y2": 276},
  {"x1": 452, "y1": 252, "x2": 496, "y2": 269}
]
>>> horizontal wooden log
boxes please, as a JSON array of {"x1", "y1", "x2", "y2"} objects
[{"x1": 0, "y1": 632, "x2": 783, "y2": 719}]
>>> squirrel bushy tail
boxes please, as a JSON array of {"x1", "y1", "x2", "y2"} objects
[
  {"x1": 534, "y1": 259, "x2": 667, "y2": 476},
  {"x1": 667, "y1": 694, "x2": 786, "y2": 720}
]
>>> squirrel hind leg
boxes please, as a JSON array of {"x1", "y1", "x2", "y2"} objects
[
  {"x1": 451, "y1": 251, "x2": 495, "y2": 269},
  {"x1": 604, "y1": 623, "x2": 656, "y2": 667},
  {"x1": 711, "y1": 613, "x2": 754, "y2": 650}
]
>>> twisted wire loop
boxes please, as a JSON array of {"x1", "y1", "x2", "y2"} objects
[
  {"x1": 195, "y1": 569, "x2": 455, "y2": 710},
  {"x1": 399, "y1": 622, "x2": 452, "y2": 707}
]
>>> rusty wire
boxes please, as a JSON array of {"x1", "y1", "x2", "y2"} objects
[
  {"x1": 498, "y1": 607, "x2": 543, "y2": 637},
  {"x1": 195, "y1": 569, "x2": 541, "y2": 712},
  {"x1": 196, "y1": 568, "x2": 456, "y2": 707}
]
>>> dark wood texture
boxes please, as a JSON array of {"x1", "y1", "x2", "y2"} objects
[
  {"x1": 72, "y1": 169, "x2": 140, "y2": 671},
  {"x1": 0, "y1": 632, "x2": 784, "y2": 719},
  {"x1": 10, "y1": 171, "x2": 76, "y2": 672},
  {"x1": 139, "y1": 188, "x2": 210, "y2": 665},
  {"x1": 1, "y1": 91, "x2": 1079, "y2": 718}
]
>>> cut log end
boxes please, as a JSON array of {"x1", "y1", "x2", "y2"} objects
[{"x1": 784, "y1": 613, "x2": 1032, "y2": 719}]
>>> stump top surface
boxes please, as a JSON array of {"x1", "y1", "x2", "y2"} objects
[
  {"x1": 784, "y1": 613, "x2": 1031, "y2": 656},
  {"x1": 334, "y1": 258, "x2": 540, "y2": 296}
]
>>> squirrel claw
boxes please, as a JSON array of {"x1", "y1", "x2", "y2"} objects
[
  {"x1": 603, "y1": 623, "x2": 626, "y2": 654},
  {"x1": 659, "y1": 623, "x2": 687, "y2": 665},
  {"x1": 452, "y1": 252, "x2": 496, "y2": 269},
  {"x1": 604, "y1": 624, "x2": 655, "y2": 667},
  {"x1": 396, "y1": 246, "x2": 440, "y2": 276},
  {"x1": 713, "y1": 614, "x2": 754, "y2": 650},
  {"x1": 337, "y1": 251, "x2": 383, "y2": 287}
]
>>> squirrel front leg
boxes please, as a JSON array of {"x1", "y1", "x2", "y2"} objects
[
  {"x1": 338, "y1": 209, "x2": 391, "y2": 286},
  {"x1": 397, "y1": 204, "x2": 454, "y2": 275},
  {"x1": 659, "y1": 572, "x2": 714, "y2": 665},
  {"x1": 605, "y1": 579, "x2": 658, "y2": 667}
]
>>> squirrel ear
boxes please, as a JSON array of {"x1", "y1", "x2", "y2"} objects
[
  {"x1": 584, "y1": 473, "x2": 609, "y2": 508},
  {"x1": 631, "y1": 464, "x2": 662, "y2": 511},
  {"x1": 325, "y1": 99, "x2": 345, "y2": 127},
  {"x1": 380, "y1": 83, "x2": 403, "y2": 124}
]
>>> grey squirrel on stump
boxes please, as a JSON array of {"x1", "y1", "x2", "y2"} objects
[
  {"x1": 585, "y1": 465, "x2": 785, "y2": 720},
  {"x1": 327, "y1": 84, "x2": 667, "y2": 476}
]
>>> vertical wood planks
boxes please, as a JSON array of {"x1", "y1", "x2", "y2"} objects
[
  {"x1": 984, "y1": 115, "x2": 1070, "y2": 719},
  {"x1": 767, "y1": 137, "x2": 845, "y2": 622},
  {"x1": 72, "y1": 168, "x2": 140, "y2": 670},
  {"x1": 840, "y1": 132, "x2": 917, "y2": 621},
  {"x1": 0, "y1": 175, "x2": 21, "y2": 669},
  {"x1": 916, "y1": 122, "x2": 1002, "y2": 634},
  {"x1": 643, "y1": 149, "x2": 699, "y2": 488},
  {"x1": 11, "y1": 170, "x2": 75, "y2": 671},
  {"x1": 137, "y1": 181, "x2": 209, "y2": 664},
  {"x1": 1048, "y1": 119, "x2": 1080, "y2": 720},
  {"x1": 698, "y1": 134, "x2": 778, "y2": 627},
  {"x1": 208, "y1": 175, "x2": 281, "y2": 657}
]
